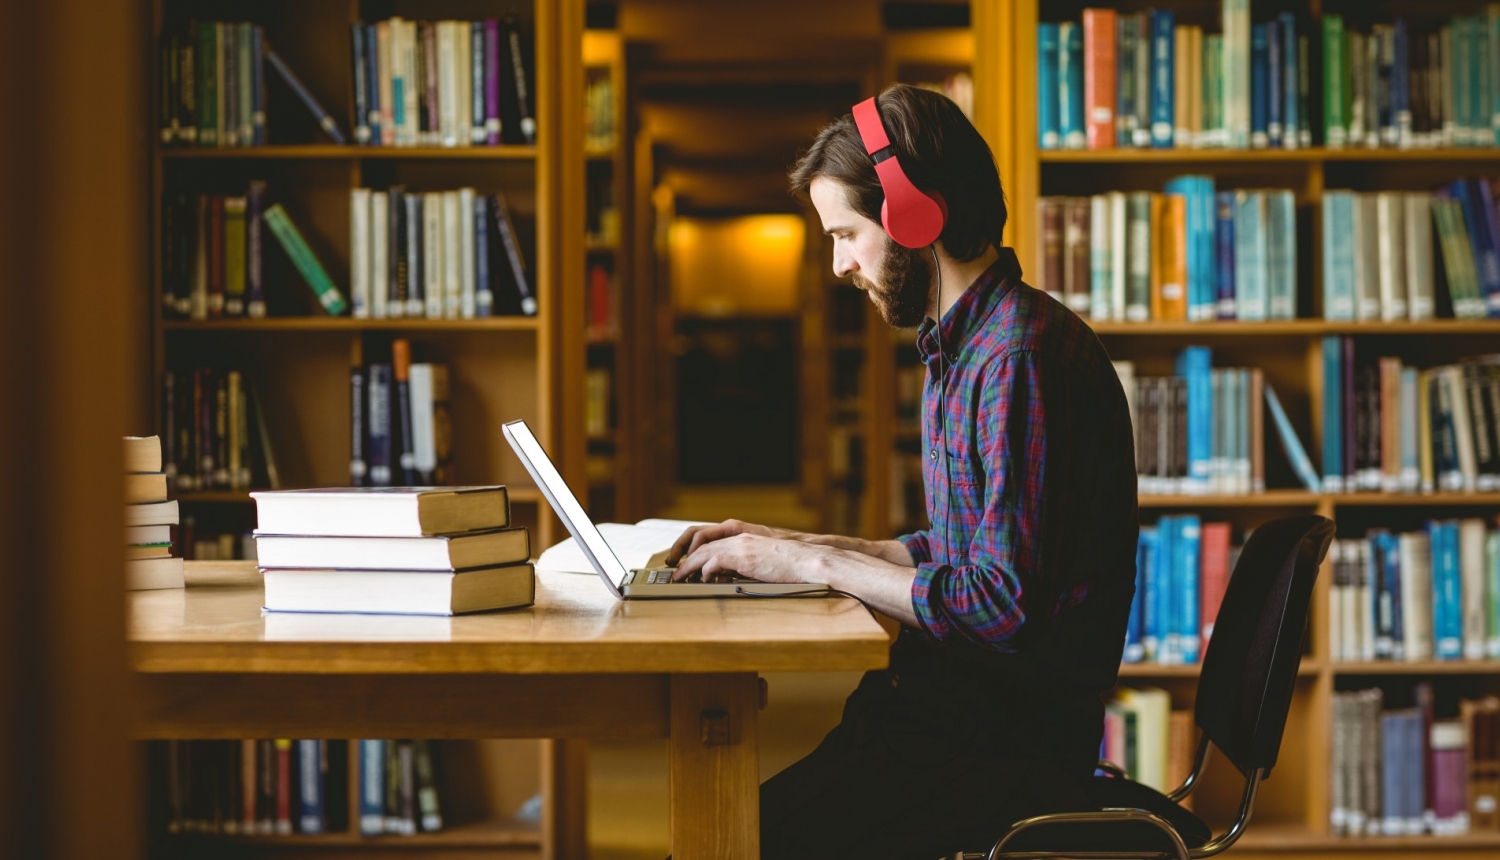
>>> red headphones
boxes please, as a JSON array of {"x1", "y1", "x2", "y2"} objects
[{"x1": 851, "y1": 96, "x2": 948, "y2": 249}]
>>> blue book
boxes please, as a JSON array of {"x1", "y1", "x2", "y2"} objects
[
  {"x1": 475, "y1": 195, "x2": 493, "y2": 317},
  {"x1": 1492, "y1": 11, "x2": 1500, "y2": 147},
  {"x1": 1124, "y1": 530, "x2": 1149, "y2": 662},
  {"x1": 1393, "y1": 20, "x2": 1411, "y2": 147},
  {"x1": 1038, "y1": 24, "x2": 1060, "y2": 149},
  {"x1": 1321, "y1": 191, "x2": 1356, "y2": 320},
  {"x1": 264, "y1": 45, "x2": 347, "y2": 144},
  {"x1": 1250, "y1": 24, "x2": 1269, "y2": 148},
  {"x1": 1266, "y1": 19, "x2": 1282, "y2": 148},
  {"x1": 1038, "y1": 23, "x2": 1061, "y2": 150},
  {"x1": 1166, "y1": 176, "x2": 1209, "y2": 320},
  {"x1": 1266, "y1": 190, "x2": 1296, "y2": 319},
  {"x1": 1321, "y1": 337, "x2": 1344, "y2": 492},
  {"x1": 1175, "y1": 346, "x2": 1213, "y2": 492},
  {"x1": 359, "y1": 740, "x2": 385, "y2": 836},
  {"x1": 1140, "y1": 525, "x2": 1162, "y2": 661},
  {"x1": 1149, "y1": 10, "x2": 1175, "y2": 147},
  {"x1": 1279, "y1": 13, "x2": 1299, "y2": 148},
  {"x1": 1432, "y1": 521, "x2": 1464, "y2": 660},
  {"x1": 1214, "y1": 192, "x2": 1237, "y2": 319},
  {"x1": 1059, "y1": 22, "x2": 1086, "y2": 149},
  {"x1": 1264, "y1": 381, "x2": 1322, "y2": 491},
  {"x1": 1381, "y1": 531, "x2": 1405, "y2": 661},
  {"x1": 1178, "y1": 516, "x2": 1202, "y2": 663},
  {"x1": 1380, "y1": 711, "x2": 1406, "y2": 833},
  {"x1": 1157, "y1": 516, "x2": 1179, "y2": 663},
  {"x1": 1468, "y1": 179, "x2": 1500, "y2": 316},
  {"x1": 1233, "y1": 191, "x2": 1268, "y2": 320},
  {"x1": 298, "y1": 739, "x2": 325, "y2": 834}
]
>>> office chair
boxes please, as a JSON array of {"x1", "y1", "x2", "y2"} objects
[{"x1": 967, "y1": 513, "x2": 1335, "y2": 860}]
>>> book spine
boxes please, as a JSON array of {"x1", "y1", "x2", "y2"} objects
[
  {"x1": 1266, "y1": 20, "x2": 1282, "y2": 148},
  {"x1": 237, "y1": 23, "x2": 254, "y2": 146},
  {"x1": 222, "y1": 196, "x2": 246, "y2": 317},
  {"x1": 390, "y1": 20, "x2": 407, "y2": 144},
  {"x1": 371, "y1": 188, "x2": 389, "y2": 318},
  {"x1": 1250, "y1": 24, "x2": 1269, "y2": 148},
  {"x1": 1083, "y1": 9, "x2": 1117, "y2": 150},
  {"x1": 1125, "y1": 192, "x2": 1151, "y2": 320},
  {"x1": 352, "y1": 24, "x2": 371, "y2": 144},
  {"x1": 474, "y1": 193, "x2": 493, "y2": 316},
  {"x1": 244, "y1": 182, "x2": 265, "y2": 318},
  {"x1": 274, "y1": 738, "x2": 291, "y2": 834},
  {"x1": 1280, "y1": 14, "x2": 1299, "y2": 148},
  {"x1": 359, "y1": 740, "x2": 384, "y2": 836},
  {"x1": 350, "y1": 340, "x2": 367, "y2": 486},
  {"x1": 222, "y1": 23, "x2": 236, "y2": 147},
  {"x1": 1058, "y1": 22, "x2": 1084, "y2": 149},
  {"x1": 367, "y1": 363, "x2": 392, "y2": 486},
  {"x1": 1125, "y1": 533, "x2": 1147, "y2": 661},
  {"x1": 443, "y1": 191, "x2": 462, "y2": 318},
  {"x1": 207, "y1": 196, "x2": 225, "y2": 317},
  {"x1": 1179, "y1": 516, "x2": 1201, "y2": 662},
  {"x1": 297, "y1": 739, "x2": 324, "y2": 834},
  {"x1": 262, "y1": 204, "x2": 349, "y2": 315},
  {"x1": 1267, "y1": 190, "x2": 1296, "y2": 319},
  {"x1": 413, "y1": 740, "x2": 443, "y2": 831},
  {"x1": 263, "y1": 46, "x2": 346, "y2": 143},
  {"x1": 1323, "y1": 337, "x2": 1344, "y2": 491},
  {"x1": 392, "y1": 339, "x2": 416, "y2": 485},
  {"x1": 492, "y1": 193, "x2": 536, "y2": 314},
  {"x1": 1214, "y1": 191, "x2": 1236, "y2": 318},
  {"x1": 458, "y1": 187, "x2": 477, "y2": 318},
  {"x1": 350, "y1": 188, "x2": 371, "y2": 318},
  {"x1": 471, "y1": 22, "x2": 487, "y2": 144},
  {"x1": 1324, "y1": 16, "x2": 1347, "y2": 147},
  {"x1": 197, "y1": 22, "x2": 217, "y2": 146},
  {"x1": 484, "y1": 20, "x2": 502, "y2": 145},
  {"x1": 1141, "y1": 524, "x2": 1161, "y2": 659},
  {"x1": 504, "y1": 14, "x2": 536, "y2": 143},
  {"x1": 1116, "y1": 16, "x2": 1135, "y2": 147},
  {"x1": 406, "y1": 192, "x2": 425, "y2": 317},
  {"x1": 1133, "y1": 12, "x2": 1151, "y2": 147},
  {"x1": 1224, "y1": 0, "x2": 1250, "y2": 147},
  {"x1": 388, "y1": 187, "x2": 406, "y2": 317},
  {"x1": 423, "y1": 23, "x2": 440, "y2": 144},
  {"x1": 1150, "y1": 10, "x2": 1175, "y2": 147},
  {"x1": 365, "y1": 24, "x2": 382, "y2": 146}
]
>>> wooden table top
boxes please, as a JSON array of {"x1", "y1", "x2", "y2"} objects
[{"x1": 129, "y1": 562, "x2": 892, "y2": 675}]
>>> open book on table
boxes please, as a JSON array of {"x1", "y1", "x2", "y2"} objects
[{"x1": 535, "y1": 518, "x2": 710, "y2": 574}]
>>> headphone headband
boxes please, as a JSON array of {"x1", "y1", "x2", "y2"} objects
[{"x1": 850, "y1": 96, "x2": 947, "y2": 249}]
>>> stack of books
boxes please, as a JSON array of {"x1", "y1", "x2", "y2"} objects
[
  {"x1": 251, "y1": 486, "x2": 534, "y2": 615},
  {"x1": 125, "y1": 436, "x2": 185, "y2": 591}
]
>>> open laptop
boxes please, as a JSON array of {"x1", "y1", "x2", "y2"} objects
[{"x1": 503, "y1": 419, "x2": 828, "y2": 599}]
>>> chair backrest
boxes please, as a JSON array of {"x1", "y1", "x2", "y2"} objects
[{"x1": 1195, "y1": 514, "x2": 1334, "y2": 778}]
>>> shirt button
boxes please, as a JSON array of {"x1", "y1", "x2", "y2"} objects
[{"x1": 929, "y1": 449, "x2": 937, "y2": 461}]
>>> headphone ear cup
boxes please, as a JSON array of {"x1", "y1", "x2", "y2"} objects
[{"x1": 880, "y1": 186, "x2": 948, "y2": 249}]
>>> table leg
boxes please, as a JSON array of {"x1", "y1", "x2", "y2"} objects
[{"x1": 668, "y1": 672, "x2": 761, "y2": 860}]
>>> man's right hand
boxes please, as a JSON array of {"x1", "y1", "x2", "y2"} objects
[{"x1": 665, "y1": 519, "x2": 802, "y2": 566}]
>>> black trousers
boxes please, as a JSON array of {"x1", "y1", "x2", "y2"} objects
[{"x1": 758, "y1": 638, "x2": 1092, "y2": 860}]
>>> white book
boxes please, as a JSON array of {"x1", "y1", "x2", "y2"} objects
[
  {"x1": 126, "y1": 524, "x2": 173, "y2": 545},
  {"x1": 1223, "y1": 0, "x2": 1251, "y2": 148},
  {"x1": 263, "y1": 564, "x2": 534, "y2": 616},
  {"x1": 536, "y1": 518, "x2": 711, "y2": 574},
  {"x1": 1357, "y1": 541, "x2": 1376, "y2": 661},
  {"x1": 371, "y1": 192, "x2": 389, "y2": 319},
  {"x1": 438, "y1": 22, "x2": 459, "y2": 147},
  {"x1": 1108, "y1": 191, "x2": 1127, "y2": 320},
  {"x1": 350, "y1": 188, "x2": 371, "y2": 318},
  {"x1": 1267, "y1": 191, "x2": 1296, "y2": 320},
  {"x1": 442, "y1": 191, "x2": 462, "y2": 318},
  {"x1": 1460, "y1": 518, "x2": 1488, "y2": 660},
  {"x1": 1446, "y1": 367, "x2": 1479, "y2": 491},
  {"x1": 1403, "y1": 194, "x2": 1434, "y2": 321},
  {"x1": 455, "y1": 20, "x2": 472, "y2": 148},
  {"x1": 1116, "y1": 687, "x2": 1171, "y2": 792},
  {"x1": 1489, "y1": 530, "x2": 1500, "y2": 659},
  {"x1": 1089, "y1": 194, "x2": 1111, "y2": 321},
  {"x1": 126, "y1": 499, "x2": 180, "y2": 527},
  {"x1": 1399, "y1": 532, "x2": 1433, "y2": 662},
  {"x1": 401, "y1": 20, "x2": 419, "y2": 147},
  {"x1": 251, "y1": 487, "x2": 512, "y2": 538},
  {"x1": 423, "y1": 192, "x2": 444, "y2": 319},
  {"x1": 254, "y1": 526, "x2": 529, "y2": 571},
  {"x1": 1375, "y1": 192, "x2": 1407, "y2": 321},
  {"x1": 1353, "y1": 194, "x2": 1382, "y2": 321},
  {"x1": 409, "y1": 363, "x2": 438, "y2": 480},
  {"x1": 126, "y1": 556, "x2": 185, "y2": 591},
  {"x1": 458, "y1": 187, "x2": 476, "y2": 318},
  {"x1": 377, "y1": 22, "x2": 394, "y2": 147},
  {"x1": 1233, "y1": 190, "x2": 1267, "y2": 321}
]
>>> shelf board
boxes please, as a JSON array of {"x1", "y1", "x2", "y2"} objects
[
  {"x1": 162, "y1": 317, "x2": 540, "y2": 332},
  {"x1": 1088, "y1": 320, "x2": 1500, "y2": 336},
  {"x1": 1235, "y1": 821, "x2": 1500, "y2": 852},
  {"x1": 1118, "y1": 660, "x2": 1322, "y2": 678},
  {"x1": 1329, "y1": 492, "x2": 1500, "y2": 506},
  {"x1": 173, "y1": 818, "x2": 542, "y2": 848},
  {"x1": 1138, "y1": 490, "x2": 1320, "y2": 507},
  {"x1": 159, "y1": 144, "x2": 538, "y2": 160},
  {"x1": 1040, "y1": 147, "x2": 1500, "y2": 164},
  {"x1": 1332, "y1": 660, "x2": 1500, "y2": 675}
]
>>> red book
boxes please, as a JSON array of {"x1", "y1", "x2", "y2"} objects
[
  {"x1": 1199, "y1": 522, "x2": 1232, "y2": 642},
  {"x1": 275, "y1": 739, "x2": 293, "y2": 835},
  {"x1": 587, "y1": 262, "x2": 611, "y2": 338},
  {"x1": 1082, "y1": 8, "x2": 1118, "y2": 150}
]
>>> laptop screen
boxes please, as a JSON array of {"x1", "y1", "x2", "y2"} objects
[{"x1": 502, "y1": 419, "x2": 631, "y2": 595}]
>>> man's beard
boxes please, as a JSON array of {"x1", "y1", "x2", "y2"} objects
[{"x1": 853, "y1": 238, "x2": 932, "y2": 328}]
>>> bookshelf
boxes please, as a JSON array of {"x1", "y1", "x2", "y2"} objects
[
  {"x1": 998, "y1": 0, "x2": 1500, "y2": 855},
  {"x1": 146, "y1": 0, "x2": 588, "y2": 856}
]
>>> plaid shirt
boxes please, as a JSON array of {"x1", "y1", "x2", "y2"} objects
[{"x1": 899, "y1": 248, "x2": 1139, "y2": 652}]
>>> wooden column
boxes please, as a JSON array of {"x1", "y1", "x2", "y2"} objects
[{"x1": 668, "y1": 673, "x2": 762, "y2": 860}]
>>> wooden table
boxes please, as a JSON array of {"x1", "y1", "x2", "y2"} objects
[{"x1": 129, "y1": 562, "x2": 891, "y2": 859}]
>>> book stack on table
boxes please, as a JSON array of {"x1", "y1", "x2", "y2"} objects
[
  {"x1": 124, "y1": 435, "x2": 185, "y2": 590},
  {"x1": 252, "y1": 486, "x2": 533, "y2": 615}
]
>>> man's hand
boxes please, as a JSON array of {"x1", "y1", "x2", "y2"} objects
[
  {"x1": 666, "y1": 519, "x2": 802, "y2": 566},
  {"x1": 671, "y1": 532, "x2": 828, "y2": 584}
]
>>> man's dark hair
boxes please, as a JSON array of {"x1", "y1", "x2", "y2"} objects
[{"x1": 789, "y1": 83, "x2": 1006, "y2": 262}]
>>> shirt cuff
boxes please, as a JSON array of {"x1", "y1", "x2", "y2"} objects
[
  {"x1": 909, "y1": 561, "x2": 953, "y2": 642},
  {"x1": 898, "y1": 531, "x2": 932, "y2": 565}
]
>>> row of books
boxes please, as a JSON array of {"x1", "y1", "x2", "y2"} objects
[
  {"x1": 1320, "y1": 343, "x2": 1500, "y2": 494},
  {"x1": 1322, "y1": 179, "x2": 1500, "y2": 322},
  {"x1": 1101, "y1": 688, "x2": 1195, "y2": 798},
  {"x1": 1039, "y1": 6, "x2": 1500, "y2": 152},
  {"x1": 1116, "y1": 351, "x2": 1317, "y2": 497},
  {"x1": 1323, "y1": 13, "x2": 1500, "y2": 151},
  {"x1": 162, "y1": 739, "x2": 350, "y2": 836},
  {"x1": 158, "y1": 23, "x2": 334, "y2": 147},
  {"x1": 1039, "y1": 182, "x2": 1296, "y2": 323},
  {"x1": 349, "y1": 186, "x2": 536, "y2": 320},
  {"x1": 161, "y1": 368, "x2": 278, "y2": 493},
  {"x1": 125, "y1": 436, "x2": 184, "y2": 591},
  {"x1": 1124, "y1": 517, "x2": 1239, "y2": 666},
  {"x1": 162, "y1": 187, "x2": 347, "y2": 319},
  {"x1": 585, "y1": 71, "x2": 616, "y2": 152},
  {"x1": 1331, "y1": 686, "x2": 1499, "y2": 836},
  {"x1": 177, "y1": 522, "x2": 255, "y2": 562},
  {"x1": 350, "y1": 340, "x2": 450, "y2": 488},
  {"x1": 349, "y1": 17, "x2": 535, "y2": 148},
  {"x1": 1328, "y1": 522, "x2": 1500, "y2": 664},
  {"x1": 253, "y1": 486, "x2": 533, "y2": 616}
]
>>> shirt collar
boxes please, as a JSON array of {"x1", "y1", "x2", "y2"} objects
[{"x1": 915, "y1": 247, "x2": 1022, "y2": 367}]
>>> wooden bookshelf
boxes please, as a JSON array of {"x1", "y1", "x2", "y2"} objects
[
  {"x1": 146, "y1": 0, "x2": 588, "y2": 856},
  {"x1": 995, "y1": 0, "x2": 1500, "y2": 852}
]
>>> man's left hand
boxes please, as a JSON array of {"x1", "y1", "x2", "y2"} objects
[{"x1": 671, "y1": 533, "x2": 829, "y2": 584}]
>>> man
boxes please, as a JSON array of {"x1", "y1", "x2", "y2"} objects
[{"x1": 666, "y1": 83, "x2": 1139, "y2": 859}]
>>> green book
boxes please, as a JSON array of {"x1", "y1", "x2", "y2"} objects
[
  {"x1": 1490, "y1": 6, "x2": 1500, "y2": 146},
  {"x1": 196, "y1": 21, "x2": 217, "y2": 146},
  {"x1": 263, "y1": 204, "x2": 348, "y2": 316},
  {"x1": 1322, "y1": 16, "x2": 1345, "y2": 147},
  {"x1": 223, "y1": 196, "x2": 247, "y2": 316},
  {"x1": 1202, "y1": 35, "x2": 1223, "y2": 145}
]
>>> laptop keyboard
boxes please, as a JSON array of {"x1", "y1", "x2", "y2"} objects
[{"x1": 643, "y1": 568, "x2": 678, "y2": 584}]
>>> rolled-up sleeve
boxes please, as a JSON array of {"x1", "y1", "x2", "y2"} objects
[
  {"x1": 897, "y1": 530, "x2": 932, "y2": 564},
  {"x1": 910, "y1": 349, "x2": 1054, "y2": 649}
]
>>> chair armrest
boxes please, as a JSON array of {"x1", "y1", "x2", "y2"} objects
[
  {"x1": 1096, "y1": 759, "x2": 1127, "y2": 780},
  {"x1": 988, "y1": 808, "x2": 1191, "y2": 860}
]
